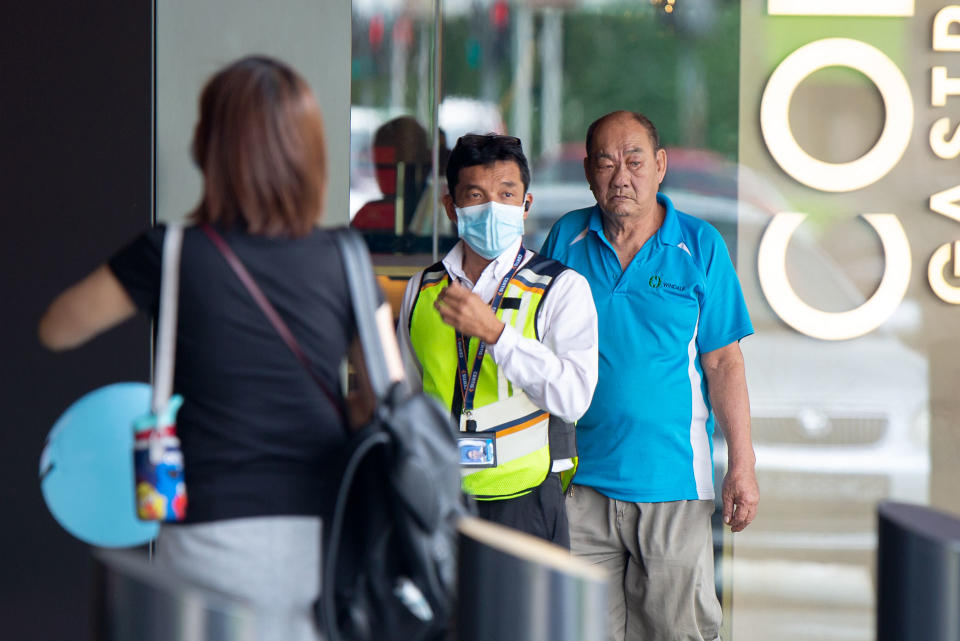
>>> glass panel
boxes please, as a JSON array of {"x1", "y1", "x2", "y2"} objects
[
  {"x1": 154, "y1": 0, "x2": 351, "y2": 225},
  {"x1": 352, "y1": 2, "x2": 956, "y2": 640},
  {"x1": 350, "y1": 1, "x2": 442, "y2": 259},
  {"x1": 736, "y1": 2, "x2": 935, "y2": 640},
  {"x1": 440, "y1": 2, "x2": 741, "y2": 635},
  {"x1": 355, "y1": 0, "x2": 742, "y2": 631}
]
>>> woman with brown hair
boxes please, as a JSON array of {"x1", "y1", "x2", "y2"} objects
[{"x1": 39, "y1": 56, "x2": 398, "y2": 640}]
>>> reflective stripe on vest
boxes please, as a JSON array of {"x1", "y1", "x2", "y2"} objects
[{"x1": 409, "y1": 255, "x2": 564, "y2": 499}]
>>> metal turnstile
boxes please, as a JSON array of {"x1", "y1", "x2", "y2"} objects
[{"x1": 91, "y1": 549, "x2": 257, "y2": 641}]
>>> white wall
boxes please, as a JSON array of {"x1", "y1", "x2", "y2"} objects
[{"x1": 156, "y1": 0, "x2": 351, "y2": 225}]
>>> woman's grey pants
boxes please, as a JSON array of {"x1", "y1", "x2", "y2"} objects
[{"x1": 156, "y1": 515, "x2": 323, "y2": 641}]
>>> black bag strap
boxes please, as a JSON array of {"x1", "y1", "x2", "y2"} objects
[
  {"x1": 199, "y1": 223, "x2": 346, "y2": 422},
  {"x1": 320, "y1": 423, "x2": 390, "y2": 641},
  {"x1": 332, "y1": 228, "x2": 402, "y2": 401},
  {"x1": 321, "y1": 229, "x2": 406, "y2": 641}
]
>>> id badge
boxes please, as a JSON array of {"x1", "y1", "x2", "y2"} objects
[{"x1": 457, "y1": 434, "x2": 497, "y2": 468}]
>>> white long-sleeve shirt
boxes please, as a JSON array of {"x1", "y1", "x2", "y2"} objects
[{"x1": 397, "y1": 238, "x2": 598, "y2": 425}]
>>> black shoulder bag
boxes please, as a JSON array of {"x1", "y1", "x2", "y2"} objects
[{"x1": 201, "y1": 224, "x2": 464, "y2": 641}]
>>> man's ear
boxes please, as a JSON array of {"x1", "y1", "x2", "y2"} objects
[
  {"x1": 442, "y1": 194, "x2": 458, "y2": 225},
  {"x1": 523, "y1": 193, "x2": 533, "y2": 220},
  {"x1": 656, "y1": 148, "x2": 668, "y2": 184}
]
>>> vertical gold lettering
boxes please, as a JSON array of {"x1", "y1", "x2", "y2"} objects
[
  {"x1": 931, "y1": 67, "x2": 960, "y2": 106},
  {"x1": 928, "y1": 242, "x2": 960, "y2": 303},
  {"x1": 933, "y1": 6, "x2": 960, "y2": 52},
  {"x1": 929, "y1": 118, "x2": 960, "y2": 159},
  {"x1": 929, "y1": 184, "x2": 960, "y2": 222}
]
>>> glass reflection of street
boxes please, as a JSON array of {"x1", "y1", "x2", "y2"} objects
[{"x1": 349, "y1": 2, "x2": 934, "y2": 639}]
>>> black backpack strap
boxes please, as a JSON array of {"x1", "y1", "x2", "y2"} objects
[
  {"x1": 321, "y1": 229, "x2": 403, "y2": 641},
  {"x1": 322, "y1": 230, "x2": 462, "y2": 641},
  {"x1": 333, "y1": 228, "x2": 397, "y2": 400},
  {"x1": 317, "y1": 425, "x2": 390, "y2": 641}
]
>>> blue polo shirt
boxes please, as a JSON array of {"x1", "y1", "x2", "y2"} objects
[{"x1": 540, "y1": 193, "x2": 753, "y2": 502}]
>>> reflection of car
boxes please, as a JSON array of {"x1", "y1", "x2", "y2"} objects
[
  {"x1": 666, "y1": 163, "x2": 929, "y2": 570},
  {"x1": 723, "y1": 204, "x2": 929, "y2": 565},
  {"x1": 439, "y1": 96, "x2": 505, "y2": 144},
  {"x1": 526, "y1": 143, "x2": 594, "y2": 249},
  {"x1": 676, "y1": 183, "x2": 928, "y2": 636},
  {"x1": 731, "y1": 332, "x2": 928, "y2": 548},
  {"x1": 528, "y1": 144, "x2": 930, "y2": 610}
]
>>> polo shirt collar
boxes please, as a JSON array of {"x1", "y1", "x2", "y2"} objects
[
  {"x1": 588, "y1": 192, "x2": 685, "y2": 249},
  {"x1": 588, "y1": 204, "x2": 606, "y2": 235},
  {"x1": 655, "y1": 192, "x2": 684, "y2": 248}
]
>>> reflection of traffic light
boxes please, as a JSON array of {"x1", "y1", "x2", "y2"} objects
[
  {"x1": 368, "y1": 14, "x2": 385, "y2": 52},
  {"x1": 488, "y1": 0, "x2": 510, "y2": 64},
  {"x1": 467, "y1": 37, "x2": 481, "y2": 69},
  {"x1": 490, "y1": 0, "x2": 509, "y2": 30}
]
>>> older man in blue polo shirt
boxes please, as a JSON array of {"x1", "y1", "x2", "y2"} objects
[{"x1": 540, "y1": 110, "x2": 758, "y2": 641}]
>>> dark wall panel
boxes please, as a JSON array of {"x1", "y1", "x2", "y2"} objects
[{"x1": 0, "y1": 2, "x2": 151, "y2": 638}]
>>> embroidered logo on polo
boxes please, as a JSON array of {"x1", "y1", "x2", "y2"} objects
[{"x1": 649, "y1": 274, "x2": 686, "y2": 291}]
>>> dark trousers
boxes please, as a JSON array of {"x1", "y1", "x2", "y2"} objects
[{"x1": 475, "y1": 473, "x2": 570, "y2": 549}]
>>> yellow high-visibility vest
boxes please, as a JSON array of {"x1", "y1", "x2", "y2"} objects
[{"x1": 409, "y1": 254, "x2": 565, "y2": 500}]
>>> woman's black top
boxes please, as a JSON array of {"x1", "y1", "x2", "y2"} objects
[{"x1": 109, "y1": 224, "x2": 356, "y2": 524}]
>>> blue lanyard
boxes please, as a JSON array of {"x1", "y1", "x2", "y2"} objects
[{"x1": 455, "y1": 246, "x2": 525, "y2": 414}]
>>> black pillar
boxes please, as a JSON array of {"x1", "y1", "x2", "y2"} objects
[
  {"x1": 877, "y1": 501, "x2": 960, "y2": 641},
  {"x1": 0, "y1": 2, "x2": 152, "y2": 639}
]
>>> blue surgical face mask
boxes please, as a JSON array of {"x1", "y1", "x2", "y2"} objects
[{"x1": 455, "y1": 200, "x2": 525, "y2": 260}]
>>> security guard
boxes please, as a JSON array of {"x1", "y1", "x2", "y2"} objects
[{"x1": 397, "y1": 133, "x2": 598, "y2": 547}]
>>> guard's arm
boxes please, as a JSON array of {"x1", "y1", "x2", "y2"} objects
[
  {"x1": 487, "y1": 270, "x2": 598, "y2": 423},
  {"x1": 38, "y1": 265, "x2": 137, "y2": 351},
  {"x1": 701, "y1": 341, "x2": 758, "y2": 532}
]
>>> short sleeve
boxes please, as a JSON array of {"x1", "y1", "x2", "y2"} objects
[
  {"x1": 695, "y1": 226, "x2": 754, "y2": 353},
  {"x1": 107, "y1": 225, "x2": 165, "y2": 315}
]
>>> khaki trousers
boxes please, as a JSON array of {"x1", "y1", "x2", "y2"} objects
[{"x1": 566, "y1": 485, "x2": 722, "y2": 641}]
